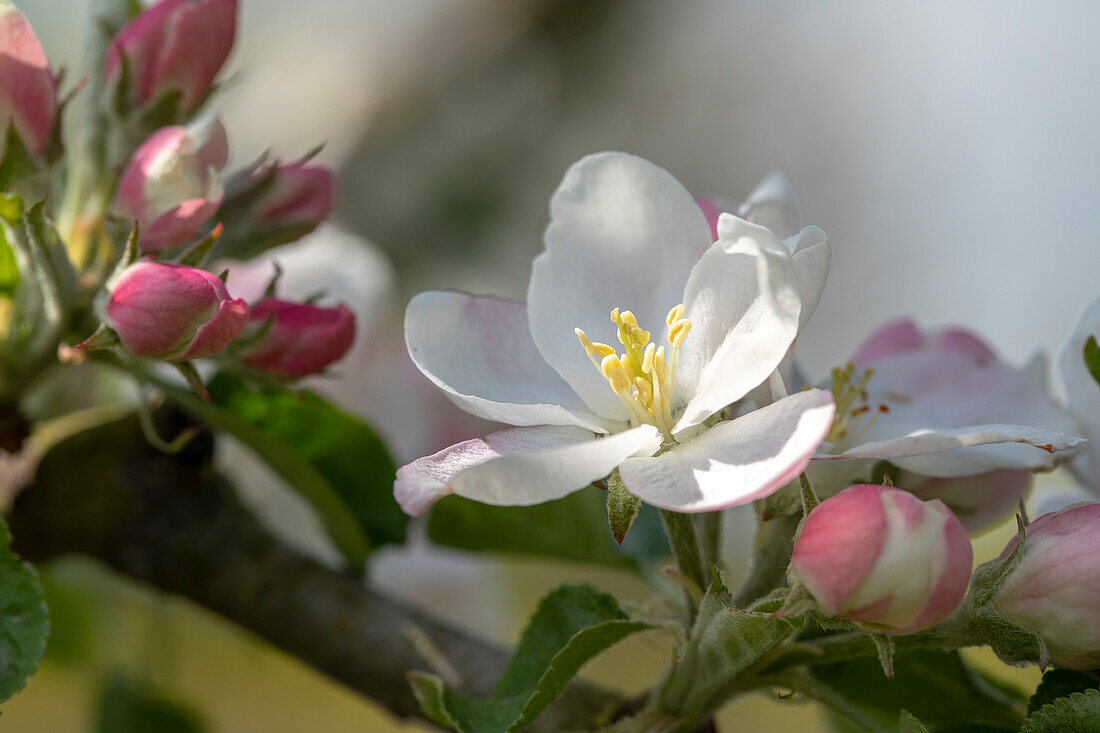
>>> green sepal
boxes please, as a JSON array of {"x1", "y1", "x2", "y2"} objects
[
  {"x1": 606, "y1": 469, "x2": 641, "y2": 545},
  {"x1": 898, "y1": 710, "x2": 929, "y2": 733},
  {"x1": 660, "y1": 564, "x2": 793, "y2": 717},
  {"x1": 173, "y1": 223, "x2": 223, "y2": 268},
  {"x1": 75, "y1": 323, "x2": 121, "y2": 352},
  {"x1": 173, "y1": 362, "x2": 210, "y2": 402}
]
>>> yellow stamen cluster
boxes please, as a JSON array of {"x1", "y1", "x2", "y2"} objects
[
  {"x1": 576, "y1": 304, "x2": 692, "y2": 437},
  {"x1": 826, "y1": 362, "x2": 883, "y2": 443}
]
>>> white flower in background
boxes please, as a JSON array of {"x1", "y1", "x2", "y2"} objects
[
  {"x1": 812, "y1": 319, "x2": 1085, "y2": 491},
  {"x1": 1054, "y1": 294, "x2": 1100, "y2": 496},
  {"x1": 396, "y1": 152, "x2": 836, "y2": 516}
]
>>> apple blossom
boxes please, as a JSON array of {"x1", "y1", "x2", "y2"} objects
[
  {"x1": 240, "y1": 297, "x2": 355, "y2": 379},
  {"x1": 395, "y1": 152, "x2": 836, "y2": 516},
  {"x1": 812, "y1": 319, "x2": 1084, "y2": 488},
  {"x1": 104, "y1": 0, "x2": 237, "y2": 117},
  {"x1": 989, "y1": 502, "x2": 1100, "y2": 670},
  {"x1": 104, "y1": 261, "x2": 248, "y2": 361},
  {"x1": 115, "y1": 115, "x2": 229, "y2": 252},
  {"x1": 0, "y1": 1, "x2": 56, "y2": 161},
  {"x1": 696, "y1": 171, "x2": 830, "y2": 333},
  {"x1": 790, "y1": 484, "x2": 973, "y2": 634},
  {"x1": 1054, "y1": 294, "x2": 1100, "y2": 496}
]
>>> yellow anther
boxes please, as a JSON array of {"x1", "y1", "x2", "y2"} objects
[
  {"x1": 666, "y1": 304, "x2": 685, "y2": 327},
  {"x1": 579, "y1": 303, "x2": 692, "y2": 438},
  {"x1": 642, "y1": 342, "x2": 656, "y2": 374},
  {"x1": 668, "y1": 319, "x2": 692, "y2": 347}
]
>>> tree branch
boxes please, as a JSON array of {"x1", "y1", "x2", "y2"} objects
[{"x1": 7, "y1": 413, "x2": 624, "y2": 731}]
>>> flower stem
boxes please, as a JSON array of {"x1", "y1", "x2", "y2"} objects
[{"x1": 660, "y1": 509, "x2": 706, "y2": 608}]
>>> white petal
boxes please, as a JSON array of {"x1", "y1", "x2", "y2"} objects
[
  {"x1": 394, "y1": 424, "x2": 661, "y2": 515},
  {"x1": 405, "y1": 291, "x2": 612, "y2": 432},
  {"x1": 527, "y1": 152, "x2": 714, "y2": 420},
  {"x1": 672, "y1": 214, "x2": 801, "y2": 434},
  {"x1": 787, "y1": 226, "x2": 830, "y2": 332},
  {"x1": 1054, "y1": 295, "x2": 1100, "y2": 493},
  {"x1": 737, "y1": 170, "x2": 804, "y2": 240},
  {"x1": 619, "y1": 389, "x2": 835, "y2": 513},
  {"x1": 820, "y1": 350, "x2": 1086, "y2": 475}
]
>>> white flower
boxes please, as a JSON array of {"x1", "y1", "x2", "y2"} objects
[
  {"x1": 813, "y1": 319, "x2": 1085, "y2": 485},
  {"x1": 1054, "y1": 294, "x2": 1100, "y2": 496},
  {"x1": 396, "y1": 152, "x2": 836, "y2": 516}
]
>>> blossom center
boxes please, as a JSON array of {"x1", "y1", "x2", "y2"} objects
[
  {"x1": 826, "y1": 363, "x2": 888, "y2": 445},
  {"x1": 575, "y1": 304, "x2": 692, "y2": 438}
]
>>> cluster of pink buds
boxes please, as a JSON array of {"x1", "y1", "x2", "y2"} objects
[
  {"x1": 790, "y1": 484, "x2": 973, "y2": 634},
  {"x1": 58, "y1": 0, "x2": 353, "y2": 385}
]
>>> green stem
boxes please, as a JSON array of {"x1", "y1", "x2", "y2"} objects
[
  {"x1": 699, "y1": 512, "x2": 722, "y2": 569},
  {"x1": 732, "y1": 512, "x2": 799, "y2": 608},
  {"x1": 660, "y1": 509, "x2": 706, "y2": 607}
]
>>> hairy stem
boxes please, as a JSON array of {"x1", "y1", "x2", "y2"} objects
[{"x1": 660, "y1": 509, "x2": 706, "y2": 606}]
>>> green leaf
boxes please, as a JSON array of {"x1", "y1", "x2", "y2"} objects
[
  {"x1": 606, "y1": 470, "x2": 641, "y2": 544},
  {"x1": 408, "y1": 584, "x2": 653, "y2": 733},
  {"x1": 0, "y1": 515, "x2": 49, "y2": 702},
  {"x1": 427, "y1": 488, "x2": 666, "y2": 572},
  {"x1": 163, "y1": 372, "x2": 406, "y2": 571},
  {"x1": 0, "y1": 233, "x2": 17, "y2": 297},
  {"x1": 1021, "y1": 689, "x2": 1100, "y2": 733},
  {"x1": 1085, "y1": 337, "x2": 1100, "y2": 390},
  {"x1": 96, "y1": 677, "x2": 205, "y2": 733},
  {"x1": 1028, "y1": 669, "x2": 1100, "y2": 715},
  {"x1": 812, "y1": 650, "x2": 1026, "y2": 731},
  {"x1": 898, "y1": 711, "x2": 929, "y2": 733},
  {"x1": 660, "y1": 566, "x2": 792, "y2": 716}
]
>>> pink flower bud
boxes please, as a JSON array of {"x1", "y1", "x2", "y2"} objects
[
  {"x1": 992, "y1": 502, "x2": 1100, "y2": 670},
  {"x1": 0, "y1": 1, "x2": 57, "y2": 157},
  {"x1": 106, "y1": 261, "x2": 248, "y2": 361},
  {"x1": 104, "y1": 0, "x2": 236, "y2": 116},
  {"x1": 115, "y1": 116, "x2": 229, "y2": 252},
  {"x1": 240, "y1": 297, "x2": 355, "y2": 378},
  {"x1": 790, "y1": 484, "x2": 973, "y2": 634},
  {"x1": 251, "y1": 163, "x2": 335, "y2": 231}
]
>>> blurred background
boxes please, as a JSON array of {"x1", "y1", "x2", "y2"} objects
[{"x1": 9, "y1": 0, "x2": 1100, "y2": 729}]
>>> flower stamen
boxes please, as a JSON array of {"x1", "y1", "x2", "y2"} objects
[{"x1": 575, "y1": 304, "x2": 692, "y2": 438}]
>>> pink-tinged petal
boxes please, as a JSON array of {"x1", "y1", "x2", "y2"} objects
[
  {"x1": 394, "y1": 424, "x2": 661, "y2": 516},
  {"x1": 908, "y1": 509, "x2": 973, "y2": 631},
  {"x1": 899, "y1": 469, "x2": 1031, "y2": 535},
  {"x1": 140, "y1": 196, "x2": 222, "y2": 252},
  {"x1": 673, "y1": 214, "x2": 801, "y2": 433},
  {"x1": 105, "y1": 0, "x2": 190, "y2": 99},
  {"x1": 851, "y1": 318, "x2": 923, "y2": 366},
  {"x1": 177, "y1": 296, "x2": 248, "y2": 360},
  {"x1": 931, "y1": 328, "x2": 997, "y2": 366},
  {"x1": 695, "y1": 195, "x2": 736, "y2": 242},
  {"x1": 0, "y1": 2, "x2": 56, "y2": 155},
  {"x1": 115, "y1": 126, "x2": 190, "y2": 220},
  {"x1": 618, "y1": 389, "x2": 835, "y2": 513},
  {"x1": 737, "y1": 170, "x2": 804, "y2": 240},
  {"x1": 791, "y1": 484, "x2": 888, "y2": 614},
  {"x1": 527, "y1": 152, "x2": 714, "y2": 421},
  {"x1": 254, "y1": 164, "x2": 335, "y2": 227},
  {"x1": 822, "y1": 350, "x2": 1085, "y2": 475},
  {"x1": 405, "y1": 291, "x2": 612, "y2": 433},
  {"x1": 152, "y1": 0, "x2": 237, "y2": 114}
]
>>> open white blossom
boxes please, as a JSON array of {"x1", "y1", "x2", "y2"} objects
[
  {"x1": 1055, "y1": 295, "x2": 1100, "y2": 496},
  {"x1": 395, "y1": 152, "x2": 836, "y2": 515}
]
